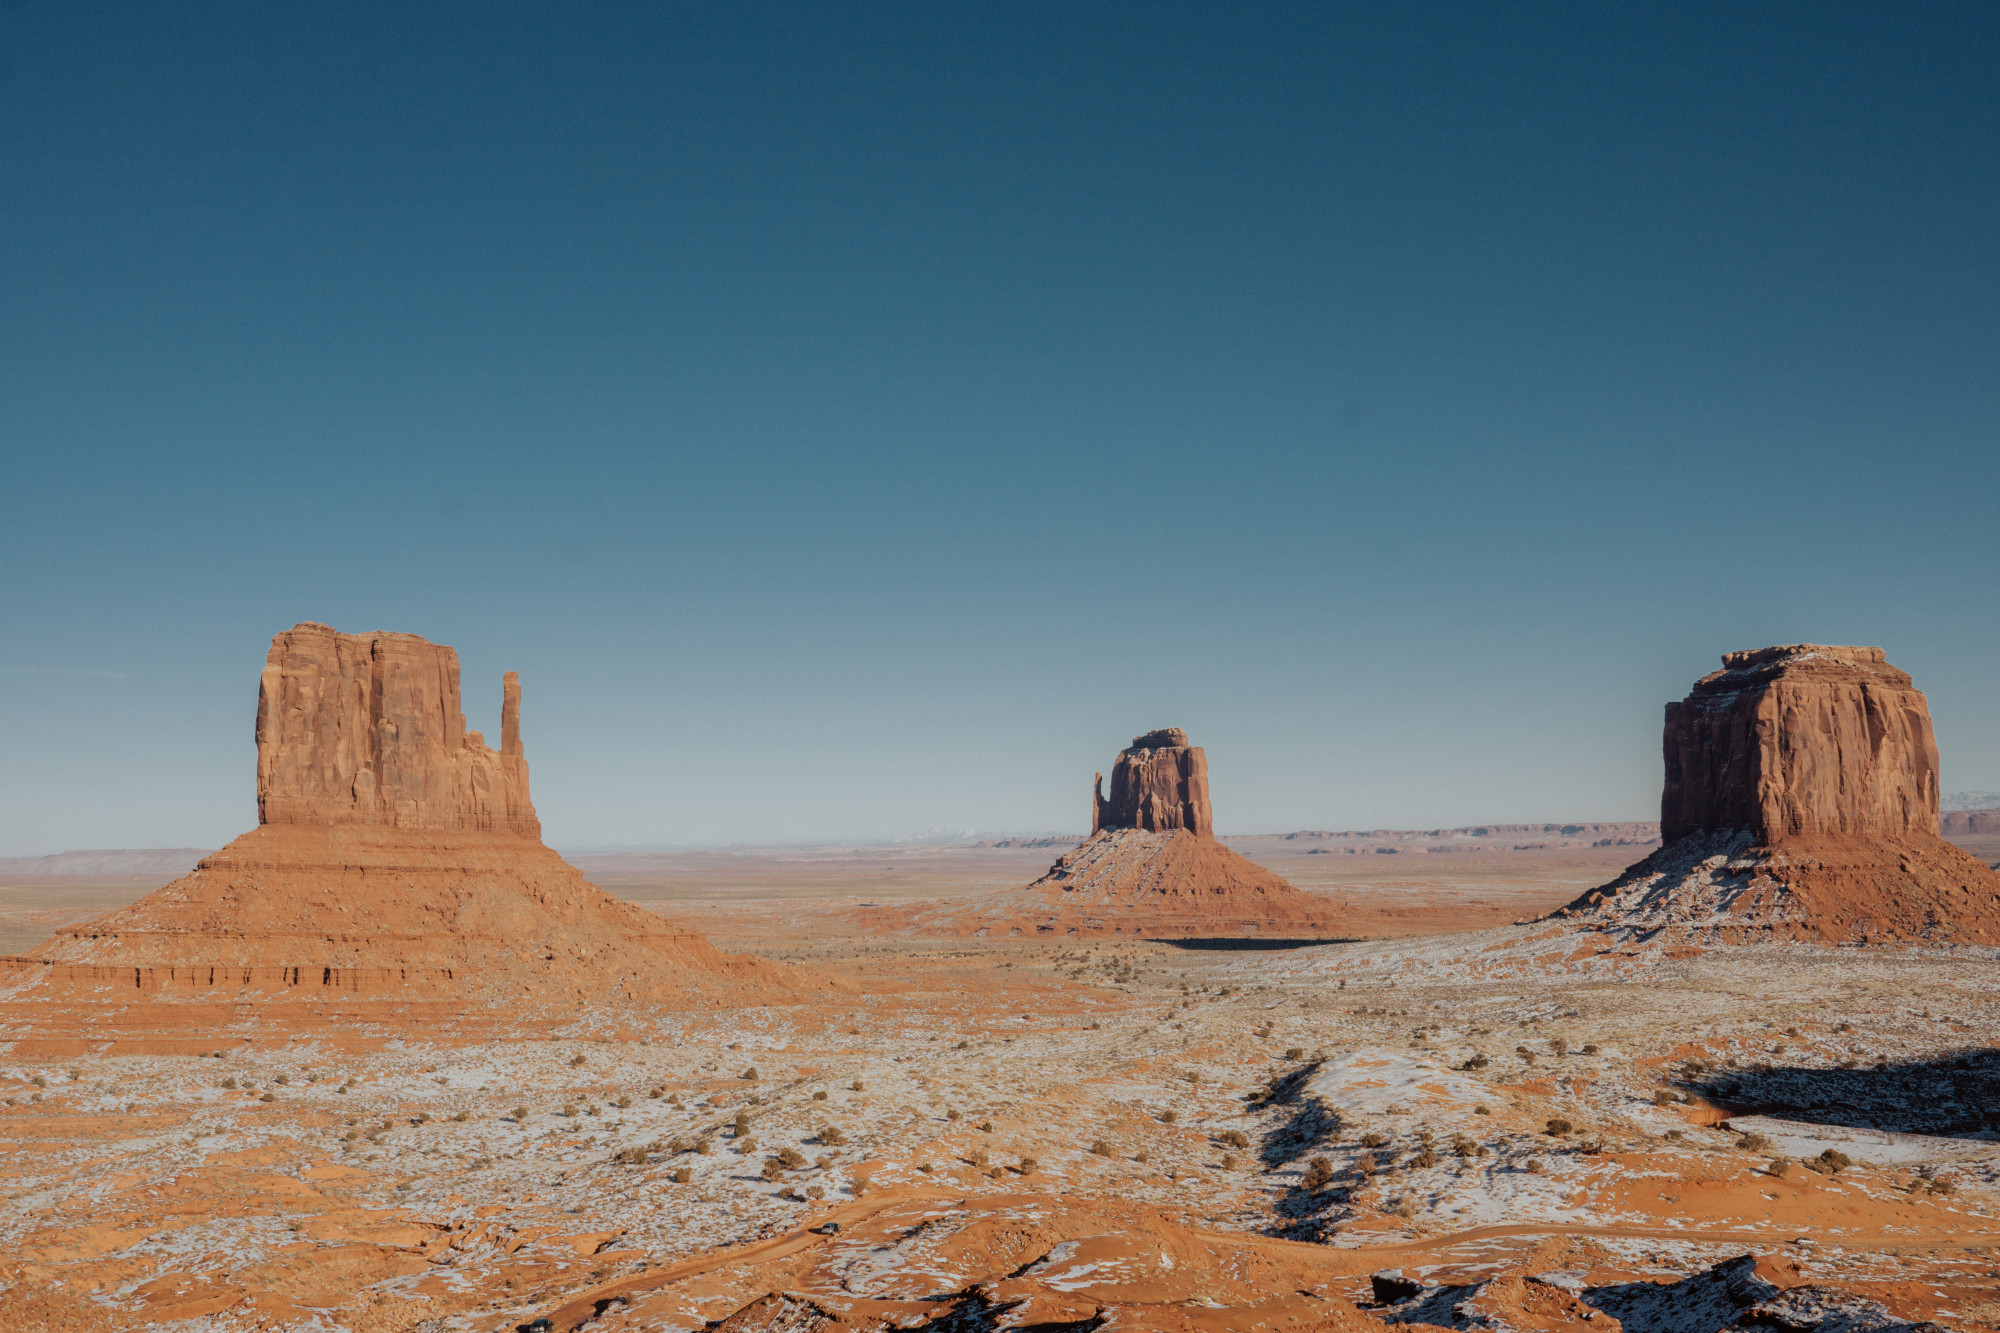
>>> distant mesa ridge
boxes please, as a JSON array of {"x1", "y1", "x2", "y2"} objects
[{"x1": 1552, "y1": 643, "x2": 2000, "y2": 945}]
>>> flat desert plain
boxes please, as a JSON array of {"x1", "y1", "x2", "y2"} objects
[{"x1": 2, "y1": 830, "x2": 1998, "y2": 1331}]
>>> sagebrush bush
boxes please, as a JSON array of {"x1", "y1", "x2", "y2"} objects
[{"x1": 1301, "y1": 1157, "x2": 1333, "y2": 1190}]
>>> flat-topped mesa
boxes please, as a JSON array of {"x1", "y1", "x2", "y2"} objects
[
  {"x1": 1661, "y1": 643, "x2": 1938, "y2": 844},
  {"x1": 1551, "y1": 643, "x2": 2000, "y2": 945},
  {"x1": 254, "y1": 622, "x2": 540, "y2": 837},
  {"x1": 1090, "y1": 727, "x2": 1213, "y2": 838}
]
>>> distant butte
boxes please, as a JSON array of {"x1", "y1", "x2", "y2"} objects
[
  {"x1": 1552, "y1": 644, "x2": 2000, "y2": 944},
  {"x1": 919, "y1": 729, "x2": 1346, "y2": 938},
  {"x1": 2, "y1": 622, "x2": 824, "y2": 1006}
]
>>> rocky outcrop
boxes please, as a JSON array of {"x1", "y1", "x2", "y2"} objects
[
  {"x1": 255, "y1": 623, "x2": 539, "y2": 836},
  {"x1": 1555, "y1": 645, "x2": 2000, "y2": 944},
  {"x1": 1091, "y1": 728, "x2": 1212, "y2": 837},
  {"x1": 1659, "y1": 645, "x2": 1939, "y2": 844},
  {"x1": 2, "y1": 622, "x2": 827, "y2": 1007}
]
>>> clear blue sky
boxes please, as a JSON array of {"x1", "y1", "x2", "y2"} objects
[{"x1": 3, "y1": 3, "x2": 1997, "y2": 854}]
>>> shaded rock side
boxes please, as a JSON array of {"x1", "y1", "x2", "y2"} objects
[
  {"x1": 256, "y1": 622, "x2": 539, "y2": 837},
  {"x1": 1092, "y1": 727, "x2": 1213, "y2": 838},
  {"x1": 1555, "y1": 645, "x2": 2000, "y2": 944}
]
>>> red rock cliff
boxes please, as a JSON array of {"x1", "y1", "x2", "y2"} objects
[
  {"x1": 1091, "y1": 728, "x2": 1214, "y2": 838},
  {"x1": 254, "y1": 622, "x2": 540, "y2": 837},
  {"x1": 1660, "y1": 644, "x2": 1939, "y2": 844}
]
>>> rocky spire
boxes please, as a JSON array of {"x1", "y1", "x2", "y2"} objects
[{"x1": 254, "y1": 622, "x2": 539, "y2": 837}]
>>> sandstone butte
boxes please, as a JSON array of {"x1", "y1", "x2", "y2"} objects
[
  {"x1": 0, "y1": 622, "x2": 818, "y2": 1007},
  {"x1": 924, "y1": 729, "x2": 1345, "y2": 938},
  {"x1": 1553, "y1": 643, "x2": 2000, "y2": 944}
]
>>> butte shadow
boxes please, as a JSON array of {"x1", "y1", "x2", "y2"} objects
[
  {"x1": 906, "y1": 729, "x2": 1349, "y2": 939},
  {"x1": 0, "y1": 622, "x2": 830, "y2": 1014},
  {"x1": 1548, "y1": 644, "x2": 2000, "y2": 945}
]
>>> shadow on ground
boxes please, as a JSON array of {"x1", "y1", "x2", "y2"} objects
[
  {"x1": 1160, "y1": 937, "x2": 1361, "y2": 951},
  {"x1": 1690, "y1": 1049, "x2": 2000, "y2": 1139}
]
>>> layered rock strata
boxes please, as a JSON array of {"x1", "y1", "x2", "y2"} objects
[
  {"x1": 2, "y1": 623, "x2": 814, "y2": 1004},
  {"x1": 1554, "y1": 645, "x2": 2000, "y2": 944}
]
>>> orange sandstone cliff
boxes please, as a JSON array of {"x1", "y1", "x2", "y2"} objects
[
  {"x1": 1554, "y1": 644, "x2": 2000, "y2": 944},
  {"x1": 2, "y1": 623, "x2": 816, "y2": 1005}
]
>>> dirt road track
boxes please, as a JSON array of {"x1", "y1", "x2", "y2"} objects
[{"x1": 524, "y1": 1192, "x2": 2000, "y2": 1331}]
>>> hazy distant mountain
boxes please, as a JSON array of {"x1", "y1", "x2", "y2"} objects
[
  {"x1": 1942, "y1": 791, "x2": 2000, "y2": 812},
  {"x1": 0, "y1": 848, "x2": 212, "y2": 876}
]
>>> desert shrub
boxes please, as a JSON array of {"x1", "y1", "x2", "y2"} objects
[
  {"x1": 1159, "y1": 1109, "x2": 1177, "y2": 1123},
  {"x1": 1090, "y1": 1139, "x2": 1114, "y2": 1156},
  {"x1": 222, "y1": 1078, "x2": 238, "y2": 1090},
  {"x1": 1221, "y1": 1153, "x2": 1238, "y2": 1169},
  {"x1": 1652, "y1": 1090, "x2": 1675, "y2": 1106},
  {"x1": 1301, "y1": 1156, "x2": 1334, "y2": 1190},
  {"x1": 1551, "y1": 1038, "x2": 1569, "y2": 1056},
  {"x1": 648, "y1": 1088, "x2": 663, "y2": 1100},
  {"x1": 562, "y1": 1104, "x2": 578, "y2": 1118},
  {"x1": 615, "y1": 1095, "x2": 632, "y2": 1109},
  {"x1": 1813, "y1": 1149, "x2": 1851, "y2": 1175},
  {"x1": 850, "y1": 1079, "x2": 864, "y2": 1092},
  {"x1": 1354, "y1": 1152, "x2": 1376, "y2": 1178},
  {"x1": 955, "y1": 1039, "x2": 970, "y2": 1049},
  {"x1": 1462, "y1": 1054, "x2": 1489, "y2": 1070},
  {"x1": 820, "y1": 1125, "x2": 847, "y2": 1146},
  {"x1": 737, "y1": 1137, "x2": 758, "y2": 1153},
  {"x1": 275, "y1": 1074, "x2": 291, "y2": 1085},
  {"x1": 1411, "y1": 1148, "x2": 1439, "y2": 1169},
  {"x1": 734, "y1": 1110, "x2": 752, "y2": 1135},
  {"x1": 1545, "y1": 1119, "x2": 1573, "y2": 1137},
  {"x1": 945, "y1": 1107, "x2": 959, "y2": 1119},
  {"x1": 568, "y1": 1055, "x2": 586, "y2": 1068},
  {"x1": 673, "y1": 1167, "x2": 692, "y2": 1183},
  {"x1": 1218, "y1": 1129, "x2": 1249, "y2": 1149},
  {"x1": 1665, "y1": 1129, "x2": 1684, "y2": 1140},
  {"x1": 1737, "y1": 1131, "x2": 1769, "y2": 1152},
  {"x1": 342, "y1": 1128, "x2": 360, "y2": 1142},
  {"x1": 1019, "y1": 1157, "x2": 1038, "y2": 1174},
  {"x1": 807, "y1": 1184, "x2": 825, "y2": 1199},
  {"x1": 1525, "y1": 1160, "x2": 1544, "y2": 1174},
  {"x1": 30, "y1": 1076, "x2": 45, "y2": 1088},
  {"x1": 741, "y1": 1068, "x2": 758, "y2": 1081},
  {"x1": 761, "y1": 1158, "x2": 784, "y2": 1180},
  {"x1": 1134, "y1": 1150, "x2": 1149, "y2": 1164},
  {"x1": 1285, "y1": 1046, "x2": 1304, "y2": 1060},
  {"x1": 1930, "y1": 1176, "x2": 1958, "y2": 1196},
  {"x1": 416, "y1": 1112, "x2": 431, "y2": 1124},
  {"x1": 978, "y1": 1120, "x2": 993, "y2": 1133},
  {"x1": 812, "y1": 1090, "x2": 828, "y2": 1101},
  {"x1": 968, "y1": 1149, "x2": 989, "y2": 1167},
  {"x1": 814, "y1": 1154, "x2": 831, "y2": 1169},
  {"x1": 512, "y1": 1105, "x2": 529, "y2": 1121},
  {"x1": 1360, "y1": 1131, "x2": 1388, "y2": 1149},
  {"x1": 1581, "y1": 1044, "x2": 1598, "y2": 1055},
  {"x1": 1765, "y1": 1156, "x2": 1791, "y2": 1178},
  {"x1": 1474, "y1": 1105, "x2": 1490, "y2": 1116},
  {"x1": 696, "y1": 1136, "x2": 714, "y2": 1154},
  {"x1": 260, "y1": 1092, "x2": 278, "y2": 1103},
  {"x1": 778, "y1": 1147, "x2": 805, "y2": 1169}
]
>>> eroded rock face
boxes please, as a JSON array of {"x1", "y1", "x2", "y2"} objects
[
  {"x1": 1091, "y1": 728, "x2": 1213, "y2": 838},
  {"x1": 1556, "y1": 644, "x2": 2000, "y2": 944},
  {"x1": 1661, "y1": 645, "x2": 1939, "y2": 843},
  {"x1": 254, "y1": 622, "x2": 539, "y2": 837}
]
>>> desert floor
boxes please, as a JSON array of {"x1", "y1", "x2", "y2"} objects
[{"x1": 2, "y1": 836, "x2": 1999, "y2": 1331}]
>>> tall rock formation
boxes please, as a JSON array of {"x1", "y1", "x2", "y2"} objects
[
  {"x1": 255, "y1": 623, "x2": 539, "y2": 836},
  {"x1": 1091, "y1": 728, "x2": 1213, "y2": 838},
  {"x1": 922, "y1": 729, "x2": 1343, "y2": 938},
  {"x1": 1554, "y1": 645, "x2": 2000, "y2": 944},
  {"x1": 2, "y1": 623, "x2": 822, "y2": 1007}
]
